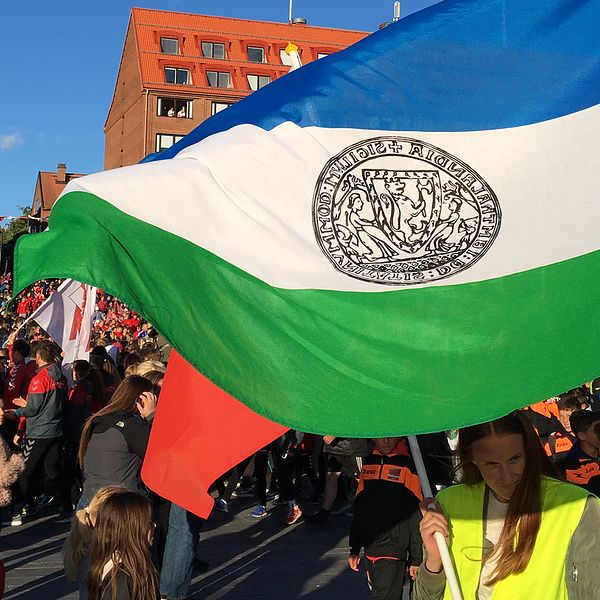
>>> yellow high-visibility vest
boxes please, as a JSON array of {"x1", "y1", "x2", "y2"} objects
[{"x1": 437, "y1": 477, "x2": 588, "y2": 599}]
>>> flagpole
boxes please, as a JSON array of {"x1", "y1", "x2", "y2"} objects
[
  {"x1": 407, "y1": 435, "x2": 463, "y2": 600},
  {"x1": 281, "y1": 53, "x2": 463, "y2": 594},
  {"x1": 4, "y1": 313, "x2": 36, "y2": 345}
]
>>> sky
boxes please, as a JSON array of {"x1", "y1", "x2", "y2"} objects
[{"x1": 0, "y1": 0, "x2": 439, "y2": 216}]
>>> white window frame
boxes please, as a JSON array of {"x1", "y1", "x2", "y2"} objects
[
  {"x1": 201, "y1": 41, "x2": 226, "y2": 59},
  {"x1": 157, "y1": 98, "x2": 193, "y2": 118},
  {"x1": 247, "y1": 74, "x2": 271, "y2": 91},
  {"x1": 160, "y1": 37, "x2": 179, "y2": 54},
  {"x1": 164, "y1": 67, "x2": 190, "y2": 85},
  {"x1": 280, "y1": 49, "x2": 293, "y2": 66},
  {"x1": 207, "y1": 70, "x2": 231, "y2": 88},
  {"x1": 211, "y1": 101, "x2": 232, "y2": 115},
  {"x1": 156, "y1": 133, "x2": 184, "y2": 153},
  {"x1": 247, "y1": 46, "x2": 265, "y2": 63}
]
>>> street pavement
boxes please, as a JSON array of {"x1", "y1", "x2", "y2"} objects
[{"x1": 1, "y1": 497, "x2": 414, "y2": 599}]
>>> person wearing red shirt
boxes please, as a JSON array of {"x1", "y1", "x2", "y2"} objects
[
  {"x1": 97, "y1": 297, "x2": 108, "y2": 313},
  {"x1": 122, "y1": 314, "x2": 141, "y2": 334},
  {"x1": 9, "y1": 341, "x2": 71, "y2": 520},
  {"x1": 16, "y1": 298, "x2": 29, "y2": 317},
  {"x1": 31, "y1": 294, "x2": 44, "y2": 311},
  {"x1": 0, "y1": 339, "x2": 36, "y2": 450}
]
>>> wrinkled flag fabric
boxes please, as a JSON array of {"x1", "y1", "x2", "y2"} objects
[{"x1": 13, "y1": 0, "x2": 600, "y2": 436}]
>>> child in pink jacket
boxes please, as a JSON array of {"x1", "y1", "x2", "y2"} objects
[{"x1": 0, "y1": 407, "x2": 26, "y2": 598}]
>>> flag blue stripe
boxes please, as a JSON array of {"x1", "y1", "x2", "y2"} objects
[{"x1": 145, "y1": 0, "x2": 600, "y2": 163}]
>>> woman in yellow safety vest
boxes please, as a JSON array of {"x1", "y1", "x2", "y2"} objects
[{"x1": 414, "y1": 411, "x2": 600, "y2": 600}]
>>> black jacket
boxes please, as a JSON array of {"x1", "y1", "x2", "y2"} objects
[
  {"x1": 349, "y1": 442, "x2": 423, "y2": 564},
  {"x1": 82, "y1": 411, "x2": 152, "y2": 501},
  {"x1": 100, "y1": 569, "x2": 159, "y2": 600},
  {"x1": 562, "y1": 441, "x2": 600, "y2": 496},
  {"x1": 324, "y1": 437, "x2": 371, "y2": 457}
]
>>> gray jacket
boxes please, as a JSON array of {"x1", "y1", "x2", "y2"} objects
[{"x1": 14, "y1": 363, "x2": 66, "y2": 439}]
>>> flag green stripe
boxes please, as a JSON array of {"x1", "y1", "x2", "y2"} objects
[{"x1": 15, "y1": 191, "x2": 600, "y2": 436}]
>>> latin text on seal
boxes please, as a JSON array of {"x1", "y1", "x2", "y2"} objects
[{"x1": 313, "y1": 136, "x2": 501, "y2": 285}]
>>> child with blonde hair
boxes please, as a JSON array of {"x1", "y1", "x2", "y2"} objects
[
  {"x1": 64, "y1": 486, "x2": 127, "y2": 599},
  {"x1": 87, "y1": 491, "x2": 159, "y2": 600}
]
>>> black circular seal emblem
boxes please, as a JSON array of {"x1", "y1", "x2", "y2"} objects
[{"x1": 313, "y1": 137, "x2": 501, "y2": 285}]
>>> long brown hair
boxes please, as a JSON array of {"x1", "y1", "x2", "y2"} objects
[
  {"x1": 457, "y1": 411, "x2": 556, "y2": 585},
  {"x1": 86, "y1": 492, "x2": 158, "y2": 600},
  {"x1": 78, "y1": 376, "x2": 152, "y2": 467},
  {"x1": 63, "y1": 485, "x2": 127, "y2": 581}
]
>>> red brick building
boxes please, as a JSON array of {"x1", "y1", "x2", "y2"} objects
[{"x1": 104, "y1": 8, "x2": 367, "y2": 169}]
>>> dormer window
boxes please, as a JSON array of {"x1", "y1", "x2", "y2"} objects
[
  {"x1": 165, "y1": 67, "x2": 190, "y2": 85},
  {"x1": 202, "y1": 42, "x2": 226, "y2": 59},
  {"x1": 160, "y1": 37, "x2": 179, "y2": 54},
  {"x1": 247, "y1": 74, "x2": 270, "y2": 91},
  {"x1": 247, "y1": 46, "x2": 265, "y2": 63},
  {"x1": 280, "y1": 49, "x2": 294, "y2": 66},
  {"x1": 207, "y1": 71, "x2": 231, "y2": 88}
]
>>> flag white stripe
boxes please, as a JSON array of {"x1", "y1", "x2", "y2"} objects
[{"x1": 63, "y1": 103, "x2": 600, "y2": 292}]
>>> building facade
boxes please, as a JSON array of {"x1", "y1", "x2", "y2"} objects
[
  {"x1": 104, "y1": 8, "x2": 367, "y2": 169},
  {"x1": 30, "y1": 163, "x2": 85, "y2": 232}
]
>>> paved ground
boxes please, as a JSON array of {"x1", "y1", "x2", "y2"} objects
[{"x1": 1, "y1": 497, "x2": 413, "y2": 599}]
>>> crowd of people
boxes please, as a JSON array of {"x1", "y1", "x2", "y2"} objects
[{"x1": 0, "y1": 274, "x2": 600, "y2": 599}]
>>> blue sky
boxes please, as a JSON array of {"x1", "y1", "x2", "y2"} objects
[{"x1": 0, "y1": 0, "x2": 438, "y2": 216}]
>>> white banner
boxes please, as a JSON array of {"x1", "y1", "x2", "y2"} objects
[{"x1": 28, "y1": 279, "x2": 97, "y2": 363}]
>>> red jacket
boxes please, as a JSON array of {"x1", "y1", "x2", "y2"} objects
[
  {"x1": 3, "y1": 360, "x2": 36, "y2": 410},
  {"x1": 14, "y1": 364, "x2": 67, "y2": 439}
]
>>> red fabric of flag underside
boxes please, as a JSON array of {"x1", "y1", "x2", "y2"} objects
[{"x1": 141, "y1": 350, "x2": 287, "y2": 517}]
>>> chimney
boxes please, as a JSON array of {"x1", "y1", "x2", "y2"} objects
[{"x1": 56, "y1": 163, "x2": 67, "y2": 184}]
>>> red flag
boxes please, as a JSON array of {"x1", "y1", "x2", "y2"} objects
[{"x1": 141, "y1": 351, "x2": 287, "y2": 517}]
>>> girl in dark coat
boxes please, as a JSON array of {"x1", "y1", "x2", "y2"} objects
[{"x1": 87, "y1": 491, "x2": 159, "y2": 600}]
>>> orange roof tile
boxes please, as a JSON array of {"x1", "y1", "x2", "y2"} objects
[{"x1": 131, "y1": 7, "x2": 368, "y2": 94}]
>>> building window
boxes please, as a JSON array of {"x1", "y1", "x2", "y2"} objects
[
  {"x1": 156, "y1": 134, "x2": 184, "y2": 153},
  {"x1": 280, "y1": 49, "x2": 294, "y2": 66},
  {"x1": 247, "y1": 74, "x2": 270, "y2": 91},
  {"x1": 247, "y1": 46, "x2": 265, "y2": 63},
  {"x1": 211, "y1": 102, "x2": 232, "y2": 115},
  {"x1": 207, "y1": 71, "x2": 231, "y2": 88},
  {"x1": 160, "y1": 38, "x2": 179, "y2": 54},
  {"x1": 165, "y1": 67, "x2": 190, "y2": 85},
  {"x1": 158, "y1": 98, "x2": 193, "y2": 118},
  {"x1": 317, "y1": 52, "x2": 329, "y2": 59},
  {"x1": 201, "y1": 41, "x2": 225, "y2": 59}
]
